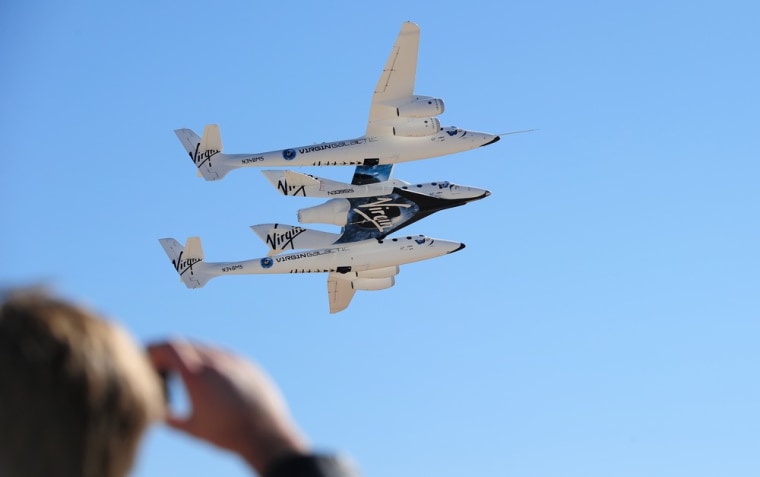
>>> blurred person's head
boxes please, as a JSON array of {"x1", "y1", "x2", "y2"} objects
[{"x1": 0, "y1": 289, "x2": 164, "y2": 477}]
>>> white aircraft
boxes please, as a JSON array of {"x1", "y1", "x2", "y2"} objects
[
  {"x1": 159, "y1": 230, "x2": 465, "y2": 313},
  {"x1": 259, "y1": 164, "x2": 490, "y2": 245},
  {"x1": 174, "y1": 21, "x2": 500, "y2": 181}
]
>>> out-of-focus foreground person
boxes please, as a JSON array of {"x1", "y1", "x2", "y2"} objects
[
  {"x1": 147, "y1": 340, "x2": 357, "y2": 477},
  {"x1": 0, "y1": 289, "x2": 164, "y2": 477},
  {"x1": 0, "y1": 289, "x2": 358, "y2": 477}
]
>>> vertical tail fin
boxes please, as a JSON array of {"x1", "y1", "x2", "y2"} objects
[
  {"x1": 261, "y1": 170, "x2": 320, "y2": 196},
  {"x1": 174, "y1": 124, "x2": 229, "y2": 181},
  {"x1": 250, "y1": 223, "x2": 340, "y2": 256},
  {"x1": 199, "y1": 124, "x2": 222, "y2": 154},
  {"x1": 174, "y1": 128, "x2": 201, "y2": 156},
  {"x1": 158, "y1": 237, "x2": 213, "y2": 288}
]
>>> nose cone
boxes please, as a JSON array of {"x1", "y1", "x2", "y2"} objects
[
  {"x1": 430, "y1": 238, "x2": 466, "y2": 255},
  {"x1": 445, "y1": 184, "x2": 491, "y2": 201},
  {"x1": 466, "y1": 187, "x2": 491, "y2": 202},
  {"x1": 418, "y1": 237, "x2": 466, "y2": 260},
  {"x1": 480, "y1": 135, "x2": 500, "y2": 147},
  {"x1": 448, "y1": 242, "x2": 466, "y2": 254},
  {"x1": 465, "y1": 187, "x2": 491, "y2": 201}
]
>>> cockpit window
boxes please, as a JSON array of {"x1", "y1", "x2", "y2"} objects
[{"x1": 415, "y1": 237, "x2": 426, "y2": 245}]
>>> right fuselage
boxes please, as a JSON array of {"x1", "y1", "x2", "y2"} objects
[
  {"x1": 209, "y1": 126, "x2": 499, "y2": 171},
  {"x1": 201, "y1": 235, "x2": 464, "y2": 278}
]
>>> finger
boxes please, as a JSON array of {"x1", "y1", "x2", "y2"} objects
[
  {"x1": 147, "y1": 339, "x2": 202, "y2": 377},
  {"x1": 164, "y1": 413, "x2": 196, "y2": 435},
  {"x1": 186, "y1": 341, "x2": 241, "y2": 367}
]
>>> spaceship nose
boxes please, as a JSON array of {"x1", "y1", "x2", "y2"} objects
[
  {"x1": 448, "y1": 243, "x2": 466, "y2": 254},
  {"x1": 480, "y1": 135, "x2": 501, "y2": 147}
]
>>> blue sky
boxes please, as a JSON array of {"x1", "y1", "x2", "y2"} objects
[{"x1": 2, "y1": 1, "x2": 759, "y2": 476}]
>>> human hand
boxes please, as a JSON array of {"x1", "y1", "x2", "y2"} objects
[{"x1": 147, "y1": 340, "x2": 308, "y2": 474}]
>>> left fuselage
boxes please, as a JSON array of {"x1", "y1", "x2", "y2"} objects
[
  {"x1": 210, "y1": 126, "x2": 499, "y2": 170},
  {"x1": 201, "y1": 235, "x2": 464, "y2": 278}
]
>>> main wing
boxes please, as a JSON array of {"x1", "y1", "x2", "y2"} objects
[
  {"x1": 326, "y1": 267, "x2": 399, "y2": 313},
  {"x1": 366, "y1": 22, "x2": 420, "y2": 136},
  {"x1": 327, "y1": 273, "x2": 356, "y2": 314}
]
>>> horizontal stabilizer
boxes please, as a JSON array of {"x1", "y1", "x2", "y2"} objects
[{"x1": 250, "y1": 224, "x2": 339, "y2": 255}]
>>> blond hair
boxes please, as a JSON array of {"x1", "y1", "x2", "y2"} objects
[{"x1": 0, "y1": 290, "x2": 163, "y2": 477}]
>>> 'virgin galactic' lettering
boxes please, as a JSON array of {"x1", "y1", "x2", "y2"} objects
[{"x1": 298, "y1": 139, "x2": 366, "y2": 154}]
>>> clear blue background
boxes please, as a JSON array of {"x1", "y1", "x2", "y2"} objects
[{"x1": 2, "y1": 2, "x2": 758, "y2": 476}]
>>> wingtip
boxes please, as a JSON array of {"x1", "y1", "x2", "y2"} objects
[{"x1": 401, "y1": 21, "x2": 420, "y2": 33}]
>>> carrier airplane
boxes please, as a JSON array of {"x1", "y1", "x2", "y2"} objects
[
  {"x1": 174, "y1": 21, "x2": 499, "y2": 180},
  {"x1": 159, "y1": 231, "x2": 465, "y2": 313}
]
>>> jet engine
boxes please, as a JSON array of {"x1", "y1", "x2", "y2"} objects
[
  {"x1": 354, "y1": 266, "x2": 399, "y2": 279},
  {"x1": 352, "y1": 277, "x2": 395, "y2": 291},
  {"x1": 396, "y1": 96, "x2": 445, "y2": 118},
  {"x1": 297, "y1": 198, "x2": 350, "y2": 226},
  {"x1": 392, "y1": 117, "x2": 441, "y2": 137}
]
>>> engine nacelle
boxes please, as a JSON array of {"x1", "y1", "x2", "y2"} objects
[
  {"x1": 392, "y1": 117, "x2": 441, "y2": 137},
  {"x1": 396, "y1": 96, "x2": 445, "y2": 118},
  {"x1": 354, "y1": 266, "x2": 399, "y2": 279},
  {"x1": 352, "y1": 277, "x2": 395, "y2": 291},
  {"x1": 297, "y1": 199, "x2": 350, "y2": 226}
]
